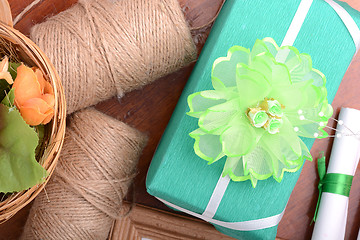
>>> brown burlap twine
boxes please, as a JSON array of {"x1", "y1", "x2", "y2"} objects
[
  {"x1": 30, "y1": 0, "x2": 196, "y2": 114},
  {"x1": 20, "y1": 108, "x2": 147, "y2": 240}
]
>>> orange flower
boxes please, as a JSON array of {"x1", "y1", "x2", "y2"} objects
[{"x1": 13, "y1": 64, "x2": 55, "y2": 126}]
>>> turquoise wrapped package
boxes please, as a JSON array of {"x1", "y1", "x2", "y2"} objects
[{"x1": 146, "y1": 0, "x2": 360, "y2": 239}]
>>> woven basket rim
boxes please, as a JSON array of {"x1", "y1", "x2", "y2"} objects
[{"x1": 0, "y1": 22, "x2": 66, "y2": 223}]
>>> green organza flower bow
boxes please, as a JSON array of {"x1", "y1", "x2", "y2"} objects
[{"x1": 187, "y1": 37, "x2": 333, "y2": 187}]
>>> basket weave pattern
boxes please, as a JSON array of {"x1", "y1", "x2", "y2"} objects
[{"x1": 0, "y1": 20, "x2": 66, "y2": 223}]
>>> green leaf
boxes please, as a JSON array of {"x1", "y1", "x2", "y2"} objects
[
  {"x1": 0, "y1": 62, "x2": 18, "y2": 103},
  {"x1": 1, "y1": 88, "x2": 14, "y2": 108},
  {"x1": 8, "y1": 62, "x2": 20, "y2": 80},
  {"x1": 0, "y1": 79, "x2": 11, "y2": 103},
  {"x1": 0, "y1": 104, "x2": 47, "y2": 193}
]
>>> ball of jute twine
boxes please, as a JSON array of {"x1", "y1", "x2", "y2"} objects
[
  {"x1": 20, "y1": 108, "x2": 148, "y2": 240},
  {"x1": 30, "y1": 0, "x2": 196, "y2": 114}
]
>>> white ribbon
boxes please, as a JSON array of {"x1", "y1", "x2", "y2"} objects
[
  {"x1": 202, "y1": 175, "x2": 231, "y2": 218},
  {"x1": 281, "y1": 0, "x2": 314, "y2": 47},
  {"x1": 324, "y1": 0, "x2": 360, "y2": 54},
  {"x1": 156, "y1": 196, "x2": 286, "y2": 231},
  {"x1": 276, "y1": 0, "x2": 313, "y2": 63},
  {"x1": 157, "y1": 0, "x2": 360, "y2": 232}
]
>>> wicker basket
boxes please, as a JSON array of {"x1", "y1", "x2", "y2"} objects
[{"x1": 0, "y1": 0, "x2": 66, "y2": 223}]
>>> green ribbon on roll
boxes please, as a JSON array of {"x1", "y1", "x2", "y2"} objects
[{"x1": 312, "y1": 152, "x2": 353, "y2": 223}]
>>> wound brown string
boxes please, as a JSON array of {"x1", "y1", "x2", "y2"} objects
[
  {"x1": 20, "y1": 108, "x2": 148, "y2": 240},
  {"x1": 30, "y1": 0, "x2": 196, "y2": 114}
]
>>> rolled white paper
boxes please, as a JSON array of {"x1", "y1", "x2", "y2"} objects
[{"x1": 312, "y1": 107, "x2": 360, "y2": 240}]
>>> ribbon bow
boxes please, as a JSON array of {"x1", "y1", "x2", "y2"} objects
[{"x1": 312, "y1": 152, "x2": 353, "y2": 223}]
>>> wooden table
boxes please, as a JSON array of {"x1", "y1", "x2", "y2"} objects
[{"x1": 1, "y1": 0, "x2": 360, "y2": 239}]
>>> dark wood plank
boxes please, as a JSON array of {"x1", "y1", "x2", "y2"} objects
[
  {"x1": 0, "y1": 1, "x2": 360, "y2": 240},
  {"x1": 11, "y1": 0, "x2": 77, "y2": 36},
  {"x1": 111, "y1": 202, "x2": 240, "y2": 240}
]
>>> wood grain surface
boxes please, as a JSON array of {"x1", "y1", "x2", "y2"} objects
[
  {"x1": 111, "y1": 202, "x2": 287, "y2": 240},
  {"x1": 111, "y1": 202, "x2": 240, "y2": 240},
  {"x1": 0, "y1": 0, "x2": 360, "y2": 239}
]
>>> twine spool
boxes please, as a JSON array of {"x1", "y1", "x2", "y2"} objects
[
  {"x1": 20, "y1": 108, "x2": 147, "y2": 240},
  {"x1": 30, "y1": 0, "x2": 196, "y2": 114}
]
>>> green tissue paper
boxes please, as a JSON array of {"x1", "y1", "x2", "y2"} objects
[{"x1": 146, "y1": 0, "x2": 360, "y2": 239}]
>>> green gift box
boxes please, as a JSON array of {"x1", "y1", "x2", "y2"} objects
[{"x1": 146, "y1": 0, "x2": 360, "y2": 239}]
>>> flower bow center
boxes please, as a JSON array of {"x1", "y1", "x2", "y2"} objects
[{"x1": 246, "y1": 98, "x2": 285, "y2": 134}]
